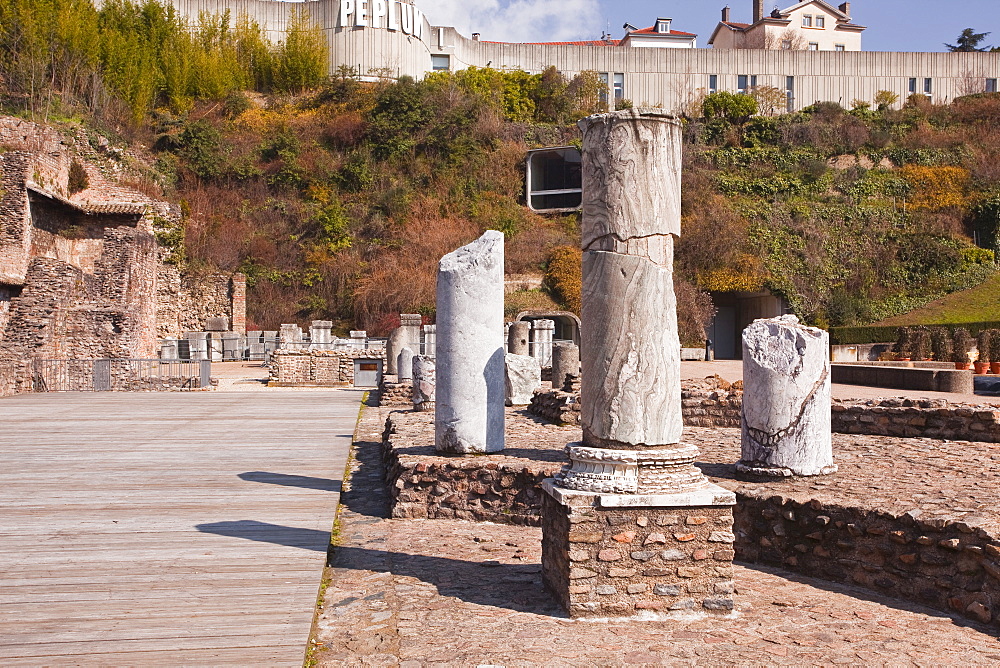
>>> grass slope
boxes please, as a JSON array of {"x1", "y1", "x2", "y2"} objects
[{"x1": 873, "y1": 273, "x2": 1000, "y2": 326}]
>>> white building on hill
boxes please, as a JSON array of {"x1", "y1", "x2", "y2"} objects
[{"x1": 709, "y1": 1, "x2": 865, "y2": 51}]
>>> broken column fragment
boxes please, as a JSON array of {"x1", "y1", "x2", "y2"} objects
[
  {"x1": 434, "y1": 230, "x2": 505, "y2": 454},
  {"x1": 738, "y1": 315, "x2": 836, "y2": 477},
  {"x1": 550, "y1": 342, "x2": 580, "y2": 392},
  {"x1": 412, "y1": 354, "x2": 435, "y2": 412},
  {"x1": 505, "y1": 353, "x2": 541, "y2": 406}
]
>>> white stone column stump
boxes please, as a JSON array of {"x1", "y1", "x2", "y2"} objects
[
  {"x1": 737, "y1": 315, "x2": 836, "y2": 477},
  {"x1": 541, "y1": 109, "x2": 736, "y2": 620},
  {"x1": 531, "y1": 319, "x2": 555, "y2": 367},
  {"x1": 434, "y1": 230, "x2": 505, "y2": 454},
  {"x1": 412, "y1": 355, "x2": 435, "y2": 412},
  {"x1": 505, "y1": 353, "x2": 541, "y2": 406},
  {"x1": 397, "y1": 347, "x2": 414, "y2": 382},
  {"x1": 508, "y1": 321, "x2": 530, "y2": 356}
]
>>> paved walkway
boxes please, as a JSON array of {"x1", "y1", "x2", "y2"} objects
[{"x1": 0, "y1": 389, "x2": 361, "y2": 666}]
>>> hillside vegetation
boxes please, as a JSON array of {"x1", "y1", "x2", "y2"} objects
[{"x1": 3, "y1": 0, "x2": 1000, "y2": 338}]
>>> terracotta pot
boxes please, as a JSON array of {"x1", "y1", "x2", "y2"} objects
[
  {"x1": 991, "y1": 362, "x2": 1000, "y2": 375},
  {"x1": 974, "y1": 361, "x2": 989, "y2": 374},
  {"x1": 955, "y1": 361, "x2": 972, "y2": 370}
]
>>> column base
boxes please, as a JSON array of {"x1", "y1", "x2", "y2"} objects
[
  {"x1": 541, "y1": 480, "x2": 737, "y2": 619},
  {"x1": 735, "y1": 461, "x2": 839, "y2": 478}
]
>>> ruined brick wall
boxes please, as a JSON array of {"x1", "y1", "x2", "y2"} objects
[
  {"x1": 156, "y1": 267, "x2": 247, "y2": 339},
  {"x1": 0, "y1": 153, "x2": 32, "y2": 286}
]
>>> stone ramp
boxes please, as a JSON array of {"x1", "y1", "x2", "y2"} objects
[{"x1": 0, "y1": 390, "x2": 361, "y2": 666}]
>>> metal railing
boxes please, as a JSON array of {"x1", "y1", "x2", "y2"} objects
[{"x1": 32, "y1": 359, "x2": 211, "y2": 392}]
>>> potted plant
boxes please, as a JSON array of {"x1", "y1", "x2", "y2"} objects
[
  {"x1": 951, "y1": 328, "x2": 972, "y2": 370},
  {"x1": 931, "y1": 327, "x2": 952, "y2": 362},
  {"x1": 977, "y1": 329, "x2": 993, "y2": 374},
  {"x1": 911, "y1": 327, "x2": 931, "y2": 361},
  {"x1": 990, "y1": 329, "x2": 1000, "y2": 375},
  {"x1": 893, "y1": 326, "x2": 913, "y2": 361}
]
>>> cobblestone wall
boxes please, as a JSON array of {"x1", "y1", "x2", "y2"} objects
[
  {"x1": 378, "y1": 377, "x2": 412, "y2": 406},
  {"x1": 531, "y1": 379, "x2": 1000, "y2": 441},
  {"x1": 734, "y1": 494, "x2": 999, "y2": 627},
  {"x1": 270, "y1": 349, "x2": 387, "y2": 385},
  {"x1": 832, "y1": 398, "x2": 1000, "y2": 442}
]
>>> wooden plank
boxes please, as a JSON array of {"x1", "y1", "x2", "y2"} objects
[{"x1": 0, "y1": 390, "x2": 359, "y2": 665}]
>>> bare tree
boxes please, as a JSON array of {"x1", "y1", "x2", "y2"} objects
[{"x1": 956, "y1": 68, "x2": 987, "y2": 97}]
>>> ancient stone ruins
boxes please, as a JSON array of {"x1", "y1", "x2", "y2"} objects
[{"x1": 0, "y1": 117, "x2": 244, "y2": 395}]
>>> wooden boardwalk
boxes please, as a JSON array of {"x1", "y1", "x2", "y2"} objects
[{"x1": 0, "y1": 389, "x2": 363, "y2": 666}]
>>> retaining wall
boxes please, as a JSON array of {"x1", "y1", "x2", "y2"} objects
[{"x1": 270, "y1": 348, "x2": 387, "y2": 386}]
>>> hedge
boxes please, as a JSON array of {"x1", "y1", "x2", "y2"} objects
[{"x1": 829, "y1": 321, "x2": 1000, "y2": 345}]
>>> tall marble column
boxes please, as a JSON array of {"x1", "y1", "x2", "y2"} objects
[
  {"x1": 541, "y1": 109, "x2": 736, "y2": 620},
  {"x1": 435, "y1": 231, "x2": 505, "y2": 454}
]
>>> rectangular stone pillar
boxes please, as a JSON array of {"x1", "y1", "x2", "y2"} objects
[
  {"x1": 310, "y1": 320, "x2": 334, "y2": 350},
  {"x1": 541, "y1": 109, "x2": 735, "y2": 619},
  {"x1": 230, "y1": 272, "x2": 246, "y2": 335},
  {"x1": 422, "y1": 324, "x2": 436, "y2": 357},
  {"x1": 541, "y1": 485, "x2": 736, "y2": 618}
]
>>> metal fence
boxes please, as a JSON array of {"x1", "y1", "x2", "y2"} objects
[{"x1": 32, "y1": 359, "x2": 211, "y2": 392}]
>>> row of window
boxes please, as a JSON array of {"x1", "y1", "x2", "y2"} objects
[{"x1": 801, "y1": 14, "x2": 826, "y2": 28}]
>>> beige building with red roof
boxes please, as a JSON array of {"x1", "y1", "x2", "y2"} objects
[{"x1": 709, "y1": 0, "x2": 865, "y2": 51}]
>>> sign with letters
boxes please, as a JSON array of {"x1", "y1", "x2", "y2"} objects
[{"x1": 340, "y1": 0, "x2": 425, "y2": 40}]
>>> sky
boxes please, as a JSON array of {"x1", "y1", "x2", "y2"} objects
[{"x1": 422, "y1": 0, "x2": 999, "y2": 51}]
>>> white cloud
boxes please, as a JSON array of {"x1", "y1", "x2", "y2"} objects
[{"x1": 422, "y1": 0, "x2": 602, "y2": 43}]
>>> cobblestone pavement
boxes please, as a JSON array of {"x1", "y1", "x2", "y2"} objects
[{"x1": 311, "y1": 404, "x2": 1000, "y2": 666}]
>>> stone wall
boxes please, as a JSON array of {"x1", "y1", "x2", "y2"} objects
[
  {"x1": 832, "y1": 398, "x2": 1000, "y2": 442},
  {"x1": 156, "y1": 267, "x2": 248, "y2": 339},
  {"x1": 733, "y1": 494, "x2": 998, "y2": 627},
  {"x1": 270, "y1": 349, "x2": 387, "y2": 386},
  {"x1": 378, "y1": 377, "x2": 412, "y2": 406},
  {"x1": 532, "y1": 378, "x2": 1000, "y2": 442},
  {"x1": 529, "y1": 376, "x2": 742, "y2": 428}
]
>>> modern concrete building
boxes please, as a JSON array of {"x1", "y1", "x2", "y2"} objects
[{"x1": 164, "y1": 0, "x2": 1000, "y2": 111}]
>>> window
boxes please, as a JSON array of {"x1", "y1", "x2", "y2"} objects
[
  {"x1": 808, "y1": 42, "x2": 819, "y2": 50},
  {"x1": 782, "y1": 40, "x2": 792, "y2": 49},
  {"x1": 909, "y1": 78, "x2": 917, "y2": 94},
  {"x1": 802, "y1": 14, "x2": 812, "y2": 27},
  {"x1": 987, "y1": 78, "x2": 998, "y2": 93},
  {"x1": 430, "y1": 54, "x2": 450, "y2": 71},
  {"x1": 708, "y1": 74, "x2": 718, "y2": 94},
  {"x1": 835, "y1": 44, "x2": 845, "y2": 52},
  {"x1": 598, "y1": 72, "x2": 609, "y2": 105},
  {"x1": 924, "y1": 78, "x2": 933, "y2": 95},
  {"x1": 785, "y1": 76, "x2": 795, "y2": 112},
  {"x1": 815, "y1": 15, "x2": 825, "y2": 28},
  {"x1": 526, "y1": 147, "x2": 582, "y2": 212},
  {"x1": 737, "y1": 75, "x2": 748, "y2": 93},
  {"x1": 656, "y1": 19, "x2": 670, "y2": 34},
  {"x1": 750, "y1": 75, "x2": 758, "y2": 89},
  {"x1": 613, "y1": 73, "x2": 624, "y2": 100}
]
